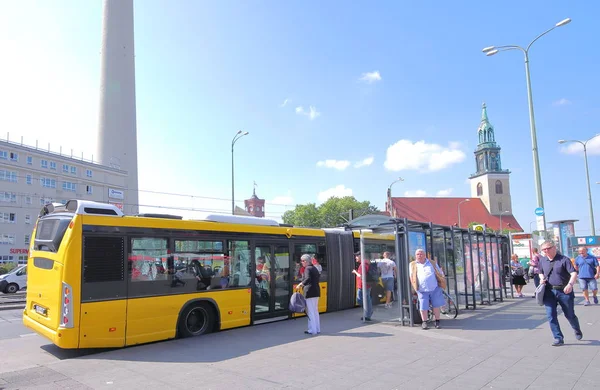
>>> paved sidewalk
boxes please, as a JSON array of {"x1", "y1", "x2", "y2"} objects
[{"x1": 1, "y1": 283, "x2": 599, "y2": 389}]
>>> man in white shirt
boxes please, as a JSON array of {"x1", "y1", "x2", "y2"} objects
[
  {"x1": 409, "y1": 249, "x2": 445, "y2": 330},
  {"x1": 378, "y1": 251, "x2": 397, "y2": 308}
]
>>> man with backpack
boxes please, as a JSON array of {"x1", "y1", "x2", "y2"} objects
[
  {"x1": 352, "y1": 251, "x2": 374, "y2": 321},
  {"x1": 409, "y1": 249, "x2": 446, "y2": 330}
]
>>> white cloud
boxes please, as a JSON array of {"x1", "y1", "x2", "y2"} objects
[
  {"x1": 359, "y1": 71, "x2": 382, "y2": 83},
  {"x1": 280, "y1": 98, "x2": 290, "y2": 107},
  {"x1": 384, "y1": 139, "x2": 466, "y2": 172},
  {"x1": 354, "y1": 156, "x2": 374, "y2": 168},
  {"x1": 317, "y1": 185, "x2": 353, "y2": 203},
  {"x1": 560, "y1": 136, "x2": 600, "y2": 156},
  {"x1": 404, "y1": 190, "x2": 428, "y2": 197},
  {"x1": 553, "y1": 98, "x2": 572, "y2": 106},
  {"x1": 436, "y1": 188, "x2": 453, "y2": 197},
  {"x1": 296, "y1": 105, "x2": 321, "y2": 120},
  {"x1": 316, "y1": 159, "x2": 351, "y2": 170}
]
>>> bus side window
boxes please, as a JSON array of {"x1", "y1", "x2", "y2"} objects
[{"x1": 228, "y1": 240, "x2": 251, "y2": 288}]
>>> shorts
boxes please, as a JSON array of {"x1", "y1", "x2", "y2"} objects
[
  {"x1": 382, "y1": 277, "x2": 394, "y2": 292},
  {"x1": 417, "y1": 286, "x2": 445, "y2": 310},
  {"x1": 578, "y1": 278, "x2": 598, "y2": 291}
]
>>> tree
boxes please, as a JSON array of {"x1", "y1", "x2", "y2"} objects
[{"x1": 282, "y1": 196, "x2": 379, "y2": 228}]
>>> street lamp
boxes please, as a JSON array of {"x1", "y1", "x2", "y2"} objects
[
  {"x1": 558, "y1": 133, "x2": 600, "y2": 235},
  {"x1": 498, "y1": 210, "x2": 510, "y2": 234},
  {"x1": 387, "y1": 177, "x2": 404, "y2": 217},
  {"x1": 483, "y1": 18, "x2": 571, "y2": 234},
  {"x1": 457, "y1": 199, "x2": 470, "y2": 228},
  {"x1": 231, "y1": 130, "x2": 249, "y2": 215},
  {"x1": 529, "y1": 220, "x2": 536, "y2": 233}
]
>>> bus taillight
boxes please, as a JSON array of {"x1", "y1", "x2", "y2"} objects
[{"x1": 60, "y1": 282, "x2": 74, "y2": 329}]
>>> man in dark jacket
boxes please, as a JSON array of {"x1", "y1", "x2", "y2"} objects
[
  {"x1": 539, "y1": 240, "x2": 582, "y2": 346},
  {"x1": 296, "y1": 254, "x2": 321, "y2": 335}
]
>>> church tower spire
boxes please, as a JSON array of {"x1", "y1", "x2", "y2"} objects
[{"x1": 469, "y1": 103, "x2": 513, "y2": 216}]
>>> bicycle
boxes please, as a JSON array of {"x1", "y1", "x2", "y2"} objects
[{"x1": 414, "y1": 290, "x2": 458, "y2": 322}]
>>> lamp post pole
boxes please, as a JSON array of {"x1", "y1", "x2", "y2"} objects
[
  {"x1": 483, "y1": 18, "x2": 571, "y2": 235},
  {"x1": 558, "y1": 134, "x2": 599, "y2": 235},
  {"x1": 231, "y1": 130, "x2": 249, "y2": 215},
  {"x1": 387, "y1": 177, "x2": 404, "y2": 217},
  {"x1": 457, "y1": 199, "x2": 470, "y2": 228},
  {"x1": 498, "y1": 210, "x2": 509, "y2": 234}
]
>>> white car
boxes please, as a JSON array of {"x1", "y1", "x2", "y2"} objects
[{"x1": 0, "y1": 265, "x2": 27, "y2": 294}]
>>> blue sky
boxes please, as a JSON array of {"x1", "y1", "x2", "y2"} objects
[{"x1": 1, "y1": 1, "x2": 599, "y2": 234}]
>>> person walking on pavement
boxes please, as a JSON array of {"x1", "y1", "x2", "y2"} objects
[
  {"x1": 539, "y1": 240, "x2": 583, "y2": 346},
  {"x1": 574, "y1": 246, "x2": 599, "y2": 306},
  {"x1": 296, "y1": 254, "x2": 320, "y2": 335},
  {"x1": 528, "y1": 247, "x2": 542, "y2": 297},
  {"x1": 410, "y1": 249, "x2": 445, "y2": 330},
  {"x1": 352, "y1": 252, "x2": 373, "y2": 321}
]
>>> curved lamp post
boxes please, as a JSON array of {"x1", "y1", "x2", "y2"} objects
[
  {"x1": 498, "y1": 210, "x2": 510, "y2": 234},
  {"x1": 457, "y1": 199, "x2": 470, "y2": 228},
  {"x1": 559, "y1": 133, "x2": 599, "y2": 235},
  {"x1": 231, "y1": 130, "x2": 249, "y2": 214},
  {"x1": 483, "y1": 18, "x2": 571, "y2": 234},
  {"x1": 387, "y1": 177, "x2": 404, "y2": 217}
]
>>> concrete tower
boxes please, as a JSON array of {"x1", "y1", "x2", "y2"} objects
[{"x1": 96, "y1": 0, "x2": 139, "y2": 214}]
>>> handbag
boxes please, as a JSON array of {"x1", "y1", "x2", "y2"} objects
[{"x1": 535, "y1": 283, "x2": 545, "y2": 306}]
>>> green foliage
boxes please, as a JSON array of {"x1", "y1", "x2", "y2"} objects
[
  {"x1": 282, "y1": 196, "x2": 379, "y2": 228},
  {"x1": 0, "y1": 262, "x2": 17, "y2": 275}
]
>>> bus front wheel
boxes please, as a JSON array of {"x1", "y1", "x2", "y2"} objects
[{"x1": 178, "y1": 302, "x2": 215, "y2": 338}]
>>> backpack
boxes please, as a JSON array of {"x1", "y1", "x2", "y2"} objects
[
  {"x1": 289, "y1": 292, "x2": 306, "y2": 313},
  {"x1": 366, "y1": 260, "x2": 380, "y2": 283},
  {"x1": 512, "y1": 266, "x2": 524, "y2": 277}
]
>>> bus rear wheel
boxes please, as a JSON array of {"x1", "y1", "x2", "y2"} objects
[{"x1": 178, "y1": 303, "x2": 215, "y2": 338}]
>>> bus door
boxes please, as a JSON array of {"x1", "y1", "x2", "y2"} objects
[{"x1": 252, "y1": 242, "x2": 291, "y2": 323}]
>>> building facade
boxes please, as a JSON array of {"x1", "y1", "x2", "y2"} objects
[
  {"x1": 0, "y1": 139, "x2": 128, "y2": 265},
  {"x1": 469, "y1": 103, "x2": 513, "y2": 215}
]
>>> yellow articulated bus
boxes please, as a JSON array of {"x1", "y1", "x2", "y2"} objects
[{"x1": 23, "y1": 200, "x2": 394, "y2": 349}]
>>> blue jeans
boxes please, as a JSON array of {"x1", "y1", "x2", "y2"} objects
[
  {"x1": 533, "y1": 274, "x2": 540, "y2": 288},
  {"x1": 357, "y1": 287, "x2": 373, "y2": 319},
  {"x1": 543, "y1": 288, "x2": 581, "y2": 341}
]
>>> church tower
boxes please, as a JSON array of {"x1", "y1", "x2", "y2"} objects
[
  {"x1": 244, "y1": 186, "x2": 265, "y2": 218},
  {"x1": 469, "y1": 103, "x2": 513, "y2": 215}
]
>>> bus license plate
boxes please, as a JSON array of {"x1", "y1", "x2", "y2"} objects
[{"x1": 33, "y1": 305, "x2": 47, "y2": 316}]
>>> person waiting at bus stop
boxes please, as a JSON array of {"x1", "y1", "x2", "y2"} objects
[
  {"x1": 410, "y1": 249, "x2": 445, "y2": 330},
  {"x1": 539, "y1": 240, "x2": 583, "y2": 346},
  {"x1": 352, "y1": 251, "x2": 373, "y2": 321},
  {"x1": 295, "y1": 254, "x2": 321, "y2": 335}
]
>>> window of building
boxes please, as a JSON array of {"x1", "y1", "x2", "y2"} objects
[
  {"x1": 40, "y1": 197, "x2": 53, "y2": 205},
  {"x1": 495, "y1": 180, "x2": 503, "y2": 194},
  {"x1": 476, "y1": 182, "x2": 483, "y2": 196},
  {"x1": 71, "y1": 166, "x2": 77, "y2": 174},
  {"x1": 25, "y1": 214, "x2": 31, "y2": 224},
  {"x1": 41, "y1": 160, "x2": 48, "y2": 168},
  {"x1": 27, "y1": 156, "x2": 32, "y2": 165},
  {"x1": 86, "y1": 169, "x2": 92, "y2": 178},
  {"x1": 62, "y1": 181, "x2": 76, "y2": 192},
  {"x1": 0, "y1": 170, "x2": 17, "y2": 182},
  {"x1": 25, "y1": 196, "x2": 32, "y2": 205},
  {"x1": 0, "y1": 150, "x2": 7, "y2": 159},
  {"x1": 9, "y1": 152, "x2": 18, "y2": 162},
  {"x1": 26, "y1": 174, "x2": 32, "y2": 185},
  {"x1": 40, "y1": 177, "x2": 56, "y2": 188},
  {"x1": 86, "y1": 185, "x2": 93, "y2": 194},
  {"x1": 62, "y1": 164, "x2": 69, "y2": 173},
  {"x1": 1, "y1": 213, "x2": 16, "y2": 223},
  {"x1": 0, "y1": 234, "x2": 16, "y2": 245},
  {"x1": 49, "y1": 161, "x2": 56, "y2": 170},
  {"x1": 0, "y1": 192, "x2": 17, "y2": 203},
  {"x1": 24, "y1": 234, "x2": 30, "y2": 245}
]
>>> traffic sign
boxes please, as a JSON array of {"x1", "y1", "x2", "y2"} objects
[
  {"x1": 534, "y1": 207, "x2": 545, "y2": 216},
  {"x1": 587, "y1": 236, "x2": 597, "y2": 245}
]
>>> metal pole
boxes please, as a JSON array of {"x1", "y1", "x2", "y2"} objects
[
  {"x1": 582, "y1": 144, "x2": 596, "y2": 235},
  {"x1": 524, "y1": 52, "x2": 547, "y2": 233},
  {"x1": 360, "y1": 230, "x2": 367, "y2": 323},
  {"x1": 231, "y1": 142, "x2": 235, "y2": 215}
]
